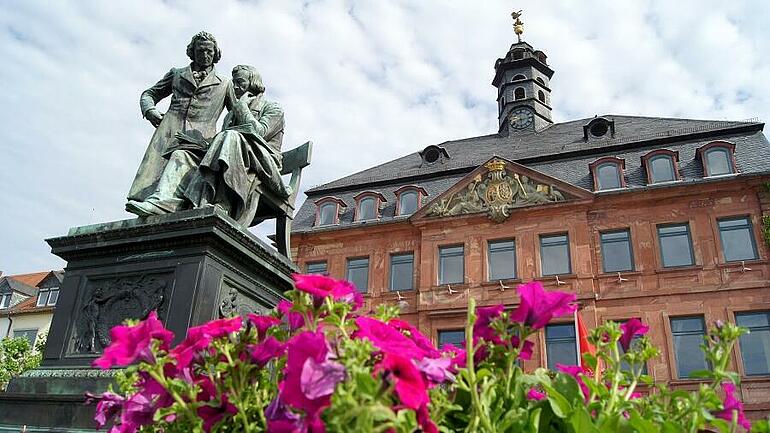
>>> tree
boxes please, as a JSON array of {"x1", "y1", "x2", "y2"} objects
[{"x1": 0, "y1": 335, "x2": 43, "y2": 390}]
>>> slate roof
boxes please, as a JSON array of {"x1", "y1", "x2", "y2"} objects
[{"x1": 293, "y1": 115, "x2": 769, "y2": 234}]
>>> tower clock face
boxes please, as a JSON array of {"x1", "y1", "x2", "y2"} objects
[{"x1": 509, "y1": 107, "x2": 534, "y2": 130}]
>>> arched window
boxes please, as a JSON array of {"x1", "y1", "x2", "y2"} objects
[
  {"x1": 697, "y1": 142, "x2": 736, "y2": 177},
  {"x1": 536, "y1": 77, "x2": 545, "y2": 86},
  {"x1": 642, "y1": 150, "x2": 680, "y2": 184},
  {"x1": 353, "y1": 191, "x2": 387, "y2": 222},
  {"x1": 395, "y1": 186, "x2": 428, "y2": 216},
  {"x1": 590, "y1": 157, "x2": 626, "y2": 191},
  {"x1": 514, "y1": 87, "x2": 525, "y2": 100},
  {"x1": 512, "y1": 74, "x2": 526, "y2": 81},
  {"x1": 538, "y1": 90, "x2": 546, "y2": 103},
  {"x1": 315, "y1": 197, "x2": 346, "y2": 226}
]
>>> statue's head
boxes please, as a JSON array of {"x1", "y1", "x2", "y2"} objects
[
  {"x1": 186, "y1": 31, "x2": 221, "y2": 68},
  {"x1": 232, "y1": 65, "x2": 265, "y2": 97}
]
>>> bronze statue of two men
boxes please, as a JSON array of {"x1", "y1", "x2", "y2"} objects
[{"x1": 126, "y1": 31, "x2": 289, "y2": 226}]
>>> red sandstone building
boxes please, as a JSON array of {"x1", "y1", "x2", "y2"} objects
[{"x1": 290, "y1": 30, "x2": 770, "y2": 416}]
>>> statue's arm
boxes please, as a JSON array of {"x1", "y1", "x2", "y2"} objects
[
  {"x1": 139, "y1": 69, "x2": 174, "y2": 118},
  {"x1": 252, "y1": 102, "x2": 285, "y2": 141}
]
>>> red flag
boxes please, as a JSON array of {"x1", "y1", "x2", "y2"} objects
[{"x1": 575, "y1": 309, "x2": 599, "y2": 376}]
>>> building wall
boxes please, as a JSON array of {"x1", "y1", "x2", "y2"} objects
[
  {"x1": 2, "y1": 312, "x2": 53, "y2": 345},
  {"x1": 293, "y1": 176, "x2": 770, "y2": 415}
]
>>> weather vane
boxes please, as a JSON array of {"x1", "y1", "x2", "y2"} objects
[{"x1": 512, "y1": 9, "x2": 524, "y2": 42}]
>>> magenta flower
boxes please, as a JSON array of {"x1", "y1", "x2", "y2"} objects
[
  {"x1": 170, "y1": 316, "x2": 242, "y2": 368},
  {"x1": 196, "y1": 376, "x2": 238, "y2": 432},
  {"x1": 416, "y1": 403, "x2": 439, "y2": 433},
  {"x1": 415, "y1": 356, "x2": 455, "y2": 384},
  {"x1": 716, "y1": 382, "x2": 750, "y2": 430},
  {"x1": 442, "y1": 343, "x2": 467, "y2": 371},
  {"x1": 511, "y1": 335, "x2": 534, "y2": 361},
  {"x1": 619, "y1": 318, "x2": 649, "y2": 352},
  {"x1": 376, "y1": 352, "x2": 429, "y2": 410},
  {"x1": 293, "y1": 273, "x2": 364, "y2": 310},
  {"x1": 474, "y1": 305, "x2": 505, "y2": 344},
  {"x1": 389, "y1": 319, "x2": 441, "y2": 358},
  {"x1": 354, "y1": 317, "x2": 426, "y2": 359},
  {"x1": 278, "y1": 300, "x2": 305, "y2": 330},
  {"x1": 527, "y1": 388, "x2": 546, "y2": 401},
  {"x1": 92, "y1": 311, "x2": 173, "y2": 369},
  {"x1": 265, "y1": 396, "x2": 301, "y2": 431},
  {"x1": 87, "y1": 391, "x2": 124, "y2": 428},
  {"x1": 280, "y1": 331, "x2": 333, "y2": 420},
  {"x1": 301, "y1": 356, "x2": 347, "y2": 399},
  {"x1": 510, "y1": 282, "x2": 577, "y2": 329},
  {"x1": 247, "y1": 314, "x2": 281, "y2": 341},
  {"x1": 557, "y1": 364, "x2": 590, "y2": 400},
  {"x1": 248, "y1": 336, "x2": 286, "y2": 367},
  {"x1": 116, "y1": 391, "x2": 157, "y2": 433}
]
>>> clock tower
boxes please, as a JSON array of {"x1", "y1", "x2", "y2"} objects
[{"x1": 492, "y1": 11, "x2": 554, "y2": 134}]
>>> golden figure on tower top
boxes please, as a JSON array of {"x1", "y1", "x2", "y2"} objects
[{"x1": 512, "y1": 9, "x2": 524, "y2": 42}]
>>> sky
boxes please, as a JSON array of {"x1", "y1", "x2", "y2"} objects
[{"x1": 1, "y1": 0, "x2": 769, "y2": 275}]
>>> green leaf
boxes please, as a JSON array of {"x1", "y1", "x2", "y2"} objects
[
  {"x1": 568, "y1": 406, "x2": 598, "y2": 433},
  {"x1": 628, "y1": 411, "x2": 659, "y2": 433},
  {"x1": 687, "y1": 369, "x2": 713, "y2": 379},
  {"x1": 545, "y1": 388, "x2": 572, "y2": 419}
]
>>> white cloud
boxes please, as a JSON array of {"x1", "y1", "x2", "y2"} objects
[{"x1": 1, "y1": 0, "x2": 769, "y2": 273}]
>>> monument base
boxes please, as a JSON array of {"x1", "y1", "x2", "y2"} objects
[{"x1": 0, "y1": 207, "x2": 296, "y2": 430}]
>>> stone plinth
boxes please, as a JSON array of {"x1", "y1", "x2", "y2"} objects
[{"x1": 0, "y1": 207, "x2": 295, "y2": 430}]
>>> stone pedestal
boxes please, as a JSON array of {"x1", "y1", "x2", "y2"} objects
[{"x1": 0, "y1": 207, "x2": 295, "y2": 430}]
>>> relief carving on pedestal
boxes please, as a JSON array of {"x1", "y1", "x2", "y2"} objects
[
  {"x1": 69, "y1": 273, "x2": 171, "y2": 355},
  {"x1": 426, "y1": 159, "x2": 566, "y2": 223},
  {"x1": 219, "y1": 280, "x2": 270, "y2": 318}
]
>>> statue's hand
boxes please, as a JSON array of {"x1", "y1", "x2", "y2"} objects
[{"x1": 145, "y1": 108, "x2": 164, "y2": 128}]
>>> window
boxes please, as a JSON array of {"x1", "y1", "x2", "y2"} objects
[
  {"x1": 647, "y1": 154, "x2": 677, "y2": 183},
  {"x1": 0, "y1": 293, "x2": 10, "y2": 309},
  {"x1": 540, "y1": 234, "x2": 571, "y2": 276},
  {"x1": 488, "y1": 239, "x2": 516, "y2": 280},
  {"x1": 438, "y1": 329, "x2": 465, "y2": 348},
  {"x1": 37, "y1": 287, "x2": 60, "y2": 307},
  {"x1": 718, "y1": 217, "x2": 758, "y2": 262},
  {"x1": 736, "y1": 311, "x2": 770, "y2": 376},
  {"x1": 595, "y1": 163, "x2": 622, "y2": 190},
  {"x1": 305, "y1": 261, "x2": 327, "y2": 275},
  {"x1": 538, "y1": 90, "x2": 546, "y2": 103},
  {"x1": 395, "y1": 186, "x2": 426, "y2": 216},
  {"x1": 546, "y1": 323, "x2": 577, "y2": 369},
  {"x1": 13, "y1": 329, "x2": 38, "y2": 347},
  {"x1": 318, "y1": 203, "x2": 337, "y2": 225},
  {"x1": 514, "y1": 87, "x2": 525, "y2": 100},
  {"x1": 390, "y1": 253, "x2": 414, "y2": 291},
  {"x1": 357, "y1": 197, "x2": 376, "y2": 221},
  {"x1": 512, "y1": 74, "x2": 526, "y2": 81},
  {"x1": 536, "y1": 77, "x2": 545, "y2": 86},
  {"x1": 698, "y1": 142, "x2": 736, "y2": 177},
  {"x1": 600, "y1": 229, "x2": 634, "y2": 272},
  {"x1": 670, "y1": 316, "x2": 709, "y2": 378},
  {"x1": 438, "y1": 245, "x2": 464, "y2": 285},
  {"x1": 657, "y1": 223, "x2": 695, "y2": 267},
  {"x1": 617, "y1": 319, "x2": 648, "y2": 374},
  {"x1": 346, "y1": 257, "x2": 369, "y2": 293}
]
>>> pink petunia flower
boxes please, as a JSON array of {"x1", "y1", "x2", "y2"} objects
[
  {"x1": 92, "y1": 311, "x2": 173, "y2": 369},
  {"x1": 87, "y1": 391, "x2": 124, "y2": 428},
  {"x1": 300, "y1": 356, "x2": 347, "y2": 400},
  {"x1": 619, "y1": 318, "x2": 649, "y2": 352},
  {"x1": 415, "y1": 356, "x2": 456, "y2": 384},
  {"x1": 247, "y1": 314, "x2": 281, "y2": 341},
  {"x1": 169, "y1": 316, "x2": 243, "y2": 369},
  {"x1": 527, "y1": 387, "x2": 546, "y2": 401},
  {"x1": 248, "y1": 336, "x2": 286, "y2": 367},
  {"x1": 196, "y1": 376, "x2": 238, "y2": 432},
  {"x1": 293, "y1": 273, "x2": 364, "y2": 310},
  {"x1": 376, "y1": 352, "x2": 429, "y2": 410},
  {"x1": 416, "y1": 403, "x2": 439, "y2": 433},
  {"x1": 474, "y1": 305, "x2": 505, "y2": 344},
  {"x1": 278, "y1": 300, "x2": 306, "y2": 330},
  {"x1": 510, "y1": 282, "x2": 577, "y2": 329},
  {"x1": 556, "y1": 364, "x2": 590, "y2": 400},
  {"x1": 353, "y1": 317, "x2": 426, "y2": 359},
  {"x1": 117, "y1": 391, "x2": 157, "y2": 433},
  {"x1": 280, "y1": 332, "x2": 334, "y2": 421},
  {"x1": 389, "y1": 319, "x2": 441, "y2": 358},
  {"x1": 511, "y1": 335, "x2": 534, "y2": 361},
  {"x1": 716, "y1": 382, "x2": 751, "y2": 430}
]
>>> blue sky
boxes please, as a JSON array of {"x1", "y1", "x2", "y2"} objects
[{"x1": 1, "y1": 0, "x2": 769, "y2": 274}]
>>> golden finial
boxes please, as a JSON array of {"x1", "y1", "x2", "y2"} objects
[{"x1": 512, "y1": 9, "x2": 524, "y2": 43}]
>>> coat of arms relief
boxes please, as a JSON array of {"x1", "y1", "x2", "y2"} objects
[{"x1": 426, "y1": 159, "x2": 566, "y2": 223}]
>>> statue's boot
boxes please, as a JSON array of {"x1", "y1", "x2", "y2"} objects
[{"x1": 126, "y1": 200, "x2": 166, "y2": 217}]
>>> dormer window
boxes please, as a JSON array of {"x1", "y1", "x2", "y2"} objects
[
  {"x1": 511, "y1": 74, "x2": 526, "y2": 81},
  {"x1": 419, "y1": 145, "x2": 450, "y2": 166},
  {"x1": 315, "y1": 197, "x2": 346, "y2": 226},
  {"x1": 353, "y1": 192, "x2": 386, "y2": 222},
  {"x1": 642, "y1": 149, "x2": 680, "y2": 184},
  {"x1": 395, "y1": 186, "x2": 428, "y2": 216},
  {"x1": 37, "y1": 286, "x2": 59, "y2": 306},
  {"x1": 583, "y1": 117, "x2": 615, "y2": 140},
  {"x1": 698, "y1": 142, "x2": 736, "y2": 177},
  {"x1": 590, "y1": 157, "x2": 626, "y2": 191},
  {"x1": 0, "y1": 293, "x2": 10, "y2": 309}
]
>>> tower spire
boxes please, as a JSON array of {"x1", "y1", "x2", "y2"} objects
[{"x1": 512, "y1": 9, "x2": 524, "y2": 43}]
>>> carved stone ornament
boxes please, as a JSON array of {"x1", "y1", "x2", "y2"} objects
[
  {"x1": 426, "y1": 159, "x2": 566, "y2": 223},
  {"x1": 219, "y1": 281, "x2": 270, "y2": 318},
  {"x1": 69, "y1": 273, "x2": 171, "y2": 355}
]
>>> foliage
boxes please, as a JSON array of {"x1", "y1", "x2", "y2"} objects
[
  {"x1": 88, "y1": 274, "x2": 756, "y2": 433},
  {"x1": 0, "y1": 334, "x2": 44, "y2": 390}
]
